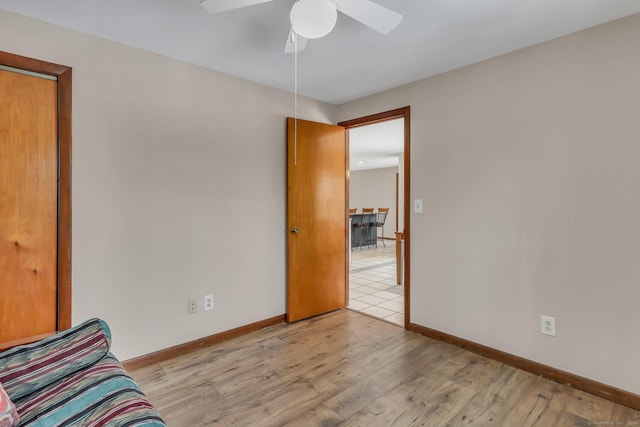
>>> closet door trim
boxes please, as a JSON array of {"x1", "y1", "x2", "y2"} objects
[{"x1": 0, "y1": 50, "x2": 72, "y2": 332}]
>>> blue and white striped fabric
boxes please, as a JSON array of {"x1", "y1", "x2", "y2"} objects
[
  {"x1": 0, "y1": 319, "x2": 112, "y2": 401},
  {"x1": 0, "y1": 319, "x2": 165, "y2": 427},
  {"x1": 13, "y1": 355, "x2": 164, "y2": 427}
]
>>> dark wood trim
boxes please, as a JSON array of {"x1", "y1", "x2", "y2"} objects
[
  {"x1": 0, "y1": 50, "x2": 72, "y2": 332},
  {"x1": 122, "y1": 314, "x2": 286, "y2": 371},
  {"x1": 402, "y1": 108, "x2": 411, "y2": 329},
  {"x1": 339, "y1": 106, "x2": 411, "y2": 329},
  {"x1": 345, "y1": 128, "x2": 350, "y2": 306},
  {"x1": 0, "y1": 51, "x2": 70, "y2": 76},
  {"x1": 409, "y1": 322, "x2": 640, "y2": 411},
  {"x1": 56, "y1": 66, "x2": 72, "y2": 331},
  {"x1": 338, "y1": 107, "x2": 408, "y2": 129}
]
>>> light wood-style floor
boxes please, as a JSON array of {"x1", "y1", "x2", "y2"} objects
[{"x1": 129, "y1": 310, "x2": 640, "y2": 426}]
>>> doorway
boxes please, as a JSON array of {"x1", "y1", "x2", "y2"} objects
[{"x1": 339, "y1": 107, "x2": 410, "y2": 328}]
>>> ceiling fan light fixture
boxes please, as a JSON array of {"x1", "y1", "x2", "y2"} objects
[{"x1": 290, "y1": 0, "x2": 337, "y2": 39}]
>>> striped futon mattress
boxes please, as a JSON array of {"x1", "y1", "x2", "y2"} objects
[{"x1": 0, "y1": 318, "x2": 165, "y2": 426}]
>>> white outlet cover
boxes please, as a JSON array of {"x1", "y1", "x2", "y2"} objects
[
  {"x1": 188, "y1": 299, "x2": 197, "y2": 314},
  {"x1": 204, "y1": 294, "x2": 214, "y2": 311},
  {"x1": 541, "y1": 315, "x2": 556, "y2": 337}
]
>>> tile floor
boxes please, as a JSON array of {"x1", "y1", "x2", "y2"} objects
[{"x1": 348, "y1": 240, "x2": 404, "y2": 326}]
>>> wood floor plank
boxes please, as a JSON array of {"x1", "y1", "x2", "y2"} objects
[
  {"x1": 129, "y1": 310, "x2": 637, "y2": 426},
  {"x1": 281, "y1": 405, "x2": 344, "y2": 427},
  {"x1": 214, "y1": 376, "x2": 336, "y2": 425},
  {"x1": 445, "y1": 366, "x2": 536, "y2": 426},
  {"x1": 448, "y1": 355, "x2": 504, "y2": 391},
  {"x1": 389, "y1": 380, "x2": 476, "y2": 427},
  {"x1": 504, "y1": 377, "x2": 559, "y2": 427},
  {"x1": 565, "y1": 387, "x2": 615, "y2": 424},
  {"x1": 323, "y1": 337, "x2": 442, "y2": 419},
  {"x1": 223, "y1": 317, "x2": 409, "y2": 409},
  {"x1": 341, "y1": 350, "x2": 475, "y2": 427},
  {"x1": 610, "y1": 401, "x2": 640, "y2": 425}
]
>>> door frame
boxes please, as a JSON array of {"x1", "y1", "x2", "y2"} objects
[
  {"x1": 338, "y1": 106, "x2": 411, "y2": 328},
  {"x1": 0, "y1": 50, "x2": 72, "y2": 333}
]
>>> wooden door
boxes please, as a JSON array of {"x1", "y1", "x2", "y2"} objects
[
  {"x1": 0, "y1": 69, "x2": 59, "y2": 345},
  {"x1": 286, "y1": 118, "x2": 347, "y2": 322}
]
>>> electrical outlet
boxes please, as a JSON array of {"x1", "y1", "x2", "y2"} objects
[
  {"x1": 541, "y1": 315, "x2": 556, "y2": 336},
  {"x1": 188, "y1": 299, "x2": 197, "y2": 314},
  {"x1": 204, "y1": 294, "x2": 214, "y2": 311}
]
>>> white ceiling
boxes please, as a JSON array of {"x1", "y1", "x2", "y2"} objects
[
  {"x1": 1, "y1": 0, "x2": 639, "y2": 105},
  {"x1": 350, "y1": 118, "x2": 403, "y2": 171}
]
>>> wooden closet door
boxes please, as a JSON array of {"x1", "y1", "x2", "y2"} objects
[{"x1": 0, "y1": 69, "x2": 58, "y2": 343}]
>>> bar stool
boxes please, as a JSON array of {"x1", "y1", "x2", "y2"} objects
[
  {"x1": 373, "y1": 208, "x2": 389, "y2": 247},
  {"x1": 360, "y1": 209, "x2": 375, "y2": 248},
  {"x1": 351, "y1": 213, "x2": 364, "y2": 249},
  {"x1": 349, "y1": 208, "x2": 357, "y2": 250}
]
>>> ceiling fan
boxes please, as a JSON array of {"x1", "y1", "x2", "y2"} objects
[{"x1": 200, "y1": 0, "x2": 403, "y2": 53}]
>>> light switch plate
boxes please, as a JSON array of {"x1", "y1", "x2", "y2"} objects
[{"x1": 414, "y1": 199, "x2": 423, "y2": 213}]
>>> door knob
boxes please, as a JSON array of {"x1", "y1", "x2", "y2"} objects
[{"x1": 290, "y1": 227, "x2": 300, "y2": 234}]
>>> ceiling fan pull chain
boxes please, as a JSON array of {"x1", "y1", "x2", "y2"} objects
[{"x1": 294, "y1": 30, "x2": 298, "y2": 166}]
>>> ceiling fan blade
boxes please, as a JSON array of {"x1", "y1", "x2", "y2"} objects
[
  {"x1": 284, "y1": 28, "x2": 308, "y2": 53},
  {"x1": 200, "y1": 0, "x2": 274, "y2": 14},
  {"x1": 336, "y1": 0, "x2": 402, "y2": 34}
]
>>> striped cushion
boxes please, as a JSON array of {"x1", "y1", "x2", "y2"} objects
[
  {"x1": 13, "y1": 355, "x2": 165, "y2": 427},
  {"x1": 0, "y1": 319, "x2": 111, "y2": 401},
  {"x1": 0, "y1": 382, "x2": 19, "y2": 427}
]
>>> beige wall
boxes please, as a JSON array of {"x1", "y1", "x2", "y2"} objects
[
  {"x1": 350, "y1": 167, "x2": 397, "y2": 239},
  {"x1": 337, "y1": 13, "x2": 640, "y2": 394},
  {"x1": 4, "y1": 6, "x2": 640, "y2": 395},
  {"x1": 0, "y1": 10, "x2": 336, "y2": 360}
]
